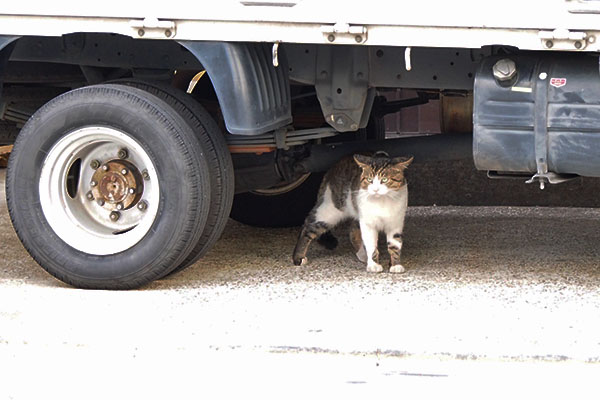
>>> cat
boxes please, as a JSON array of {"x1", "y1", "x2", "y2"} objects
[{"x1": 292, "y1": 151, "x2": 413, "y2": 273}]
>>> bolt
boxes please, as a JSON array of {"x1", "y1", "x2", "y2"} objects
[
  {"x1": 86, "y1": 191, "x2": 94, "y2": 201},
  {"x1": 355, "y1": 35, "x2": 362, "y2": 43},
  {"x1": 97, "y1": 199, "x2": 105, "y2": 206},
  {"x1": 102, "y1": 165, "x2": 109, "y2": 171},
  {"x1": 90, "y1": 160, "x2": 101, "y2": 170},
  {"x1": 121, "y1": 168, "x2": 128, "y2": 175},
  {"x1": 137, "y1": 200, "x2": 148, "y2": 211},
  {"x1": 492, "y1": 58, "x2": 517, "y2": 82},
  {"x1": 165, "y1": 30, "x2": 172, "y2": 38},
  {"x1": 142, "y1": 169, "x2": 150, "y2": 180},
  {"x1": 129, "y1": 188, "x2": 136, "y2": 194},
  {"x1": 117, "y1": 148, "x2": 128, "y2": 159},
  {"x1": 138, "y1": 29, "x2": 145, "y2": 37},
  {"x1": 327, "y1": 34, "x2": 335, "y2": 42},
  {"x1": 589, "y1": 36, "x2": 596, "y2": 44},
  {"x1": 116, "y1": 203, "x2": 124, "y2": 210},
  {"x1": 350, "y1": 123, "x2": 358, "y2": 130},
  {"x1": 109, "y1": 211, "x2": 120, "y2": 222},
  {"x1": 90, "y1": 180, "x2": 97, "y2": 187},
  {"x1": 545, "y1": 40, "x2": 554, "y2": 49},
  {"x1": 575, "y1": 41, "x2": 583, "y2": 49}
]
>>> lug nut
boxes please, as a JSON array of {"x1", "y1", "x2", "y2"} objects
[
  {"x1": 90, "y1": 180, "x2": 97, "y2": 187},
  {"x1": 121, "y1": 168, "x2": 128, "y2": 175},
  {"x1": 109, "y1": 211, "x2": 120, "y2": 222},
  {"x1": 86, "y1": 191, "x2": 94, "y2": 201},
  {"x1": 97, "y1": 199, "x2": 105, "y2": 206},
  {"x1": 142, "y1": 170, "x2": 150, "y2": 180},
  {"x1": 117, "y1": 148, "x2": 129, "y2": 159},
  {"x1": 137, "y1": 200, "x2": 148, "y2": 211},
  {"x1": 90, "y1": 160, "x2": 101, "y2": 170}
]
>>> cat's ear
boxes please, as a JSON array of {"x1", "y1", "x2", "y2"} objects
[
  {"x1": 392, "y1": 155, "x2": 414, "y2": 169},
  {"x1": 353, "y1": 154, "x2": 371, "y2": 169}
]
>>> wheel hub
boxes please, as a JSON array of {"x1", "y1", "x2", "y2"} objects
[{"x1": 91, "y1": 160, "x2": 143, "y2": 211}]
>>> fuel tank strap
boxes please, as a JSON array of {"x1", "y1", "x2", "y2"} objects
[{"x1": 533, "y1": 61, "x2": 550, "y2": 179}]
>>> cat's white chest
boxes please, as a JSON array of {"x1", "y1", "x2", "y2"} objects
[{"x1": 358, "y1": 187, "x2": 407, "y2": 230}]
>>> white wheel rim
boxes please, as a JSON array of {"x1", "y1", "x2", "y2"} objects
[{"x1": 39, "y1": 126, "x2": 160, "y2": 255}]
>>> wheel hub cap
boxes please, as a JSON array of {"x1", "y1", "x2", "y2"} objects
[{"x1": 91, "y1": 160, "x2": 143, "y2": 211}]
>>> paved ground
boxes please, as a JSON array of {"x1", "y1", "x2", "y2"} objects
[{"x1": 1, "y1": 167, "x2": 600, "y2": 398}]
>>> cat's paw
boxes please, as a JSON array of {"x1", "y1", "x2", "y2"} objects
[
  {"x1": 355, "y1": 247, "x2": 367, "y2": 263},
  {"x1": 366, "y1": 263, "x2": 383, "y2": 273},
  {"x1": 390, "y1": 264, "x2": 406, "y2": 274},
  {"x1": 293, "y1": 257, "x2": 308, "y2": 266}
]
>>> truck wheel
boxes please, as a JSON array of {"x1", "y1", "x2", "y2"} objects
[
  {"x1": 6, "y1": 84, "x2": 211, "y2": 289},
  {"x1": 230, "y1": 172, "x2": 324, "y2": 228},
  {"x1": 114, "y1": 80, "x2": 234, "y2": 274}
]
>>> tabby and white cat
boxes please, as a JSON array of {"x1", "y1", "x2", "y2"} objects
[{"x1": 292, "y1": 152, "x2": 413, "y2": 273}]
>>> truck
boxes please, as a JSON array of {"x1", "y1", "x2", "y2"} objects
[{"x1": 1, "y1": 0, "x2": 599, "y2": 289}]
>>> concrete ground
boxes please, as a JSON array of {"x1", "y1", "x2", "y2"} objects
[{"x1": 1, "y1": 167, "x2": 600, "y2": 399}]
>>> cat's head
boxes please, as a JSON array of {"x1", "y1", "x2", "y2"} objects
[{"x1": 353, "y1": 152, "x2": 413, "y2": 197}]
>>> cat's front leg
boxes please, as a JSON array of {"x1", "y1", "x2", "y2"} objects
[
  {"x1": 360, "y1": 222, "x2": 382, "y2": 272},
  {"x1": 387, "y1": 232, "x2": 405, "y2": 273},
  {"x1": 349, "y1": 222, "x2": 367, "y2": 263}
]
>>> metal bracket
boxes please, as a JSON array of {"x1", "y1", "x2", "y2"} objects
[
  {"x1": 321, "y1": 23, "x2": 367, "y2": 44},
  {"x1": 314, "y1": 45, "x2": 370, "y2": 132},
  {"x1": 274, "y1": 127, "x2": 288, "y2": 149},
  {"x1": 531, "y1": 61, "x2": 550, "y2": 190},
  {"x1": 539, "y1": 28, "x2": 589, "y2": 50},
  {"x1": 272, "y1": 42, "x2": 280, "y2": 67},
  {"x1": 525, "y1": 172, "x2": 578, "y2": 189},
  {"x1": 130, "y1": 17, "x2": 176, "y2": 39}
]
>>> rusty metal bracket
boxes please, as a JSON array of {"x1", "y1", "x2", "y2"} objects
[
  {"x1": 320, "y1": 22, "x2": 367, "y2": 44},
  {"x1": 539, "y1": 28, "x2": 589, "y2": 50},
  {"x1": 130, "y1": 17, "x2": 176, "y2": 39}
]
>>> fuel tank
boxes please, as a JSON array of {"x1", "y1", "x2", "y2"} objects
[{"x1": 474, "y1": 53, "x2": 600, "y2": 178}]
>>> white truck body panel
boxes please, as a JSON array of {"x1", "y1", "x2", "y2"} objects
[{"x1": 1, "y1": 0, "x2": 600, "y2": 51}]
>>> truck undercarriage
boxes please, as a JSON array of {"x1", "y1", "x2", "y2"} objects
[{"x1": 1, "y1": 0, "x2": 598, "y2": 288}]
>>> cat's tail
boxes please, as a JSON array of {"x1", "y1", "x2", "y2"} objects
[{"x1": 317, "y1": 231, "x2": 338, "y2": 250}]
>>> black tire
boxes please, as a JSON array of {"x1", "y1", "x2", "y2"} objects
[
  {"x1": 230, "y1": 173, "x2": 324, "y2": 228},
  {"x1": 6, "y1": 84, "x2": 211, "y2": 289},
  {"x1": 113, "y1": 80, "x2": 234, "y2": 274}
]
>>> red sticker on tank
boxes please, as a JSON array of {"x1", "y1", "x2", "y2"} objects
[{"x1": 550, "y1": 78, "x2": 567, "y2": 88}]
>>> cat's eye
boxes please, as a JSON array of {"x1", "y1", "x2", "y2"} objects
[
  {"x1": 366, "y1": 177, "x2": 373, "y2": 183},
  {"x1": 381, "y1": 177, "x2": 389, "y2": 183}
]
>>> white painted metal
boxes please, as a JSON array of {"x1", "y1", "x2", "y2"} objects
[
  {"x1": 39, "y1": 126, "x2": 160, "y2": 255},
  {"x1": 0, "y1": 0, "x2": 599, "y2": 51}
]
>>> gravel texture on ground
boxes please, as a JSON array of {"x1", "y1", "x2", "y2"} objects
[{"x1": 2, "y1": 166, "x2": 600, "y2": 398}]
